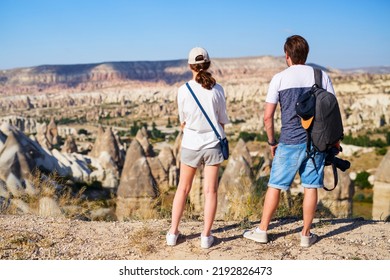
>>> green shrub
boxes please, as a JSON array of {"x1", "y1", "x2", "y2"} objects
[
  {"x1": 354, "y1": 171, "x2": 372, "y2": 189},
  {"x1": 353, "y1": 193, "x2": 373, "y2": 203},
  {"x1": 343, "y1": 134, "x2": 386, "y2": 148},
  {"x1": 238, "y1": 131, "x2": 257, "y2": 142},
  {"x1": 78, "y1": 128, "x2": 89, "y2": 135},
  {"x1": 376, "y1": 147, "x2": 388, "y2": 156}
]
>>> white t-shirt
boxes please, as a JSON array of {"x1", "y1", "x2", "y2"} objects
[
  {"x1": 266, "y1": 65, "x2": 335, "y2": 104},
  {"x1": 178, "y1": 80, "x2": 229, "y2": 150}
]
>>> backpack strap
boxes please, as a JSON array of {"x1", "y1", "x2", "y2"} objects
[
  {"x1": 305, "y1": 67, "x2": 322, "y2": 171},
  {"x1": 314, "y1": 68, "x2": 323, "y2": 88}
]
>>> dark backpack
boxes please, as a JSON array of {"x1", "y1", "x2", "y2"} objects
[{"x1": 296, "y1": 68, "x2": 350, "y2": 191}]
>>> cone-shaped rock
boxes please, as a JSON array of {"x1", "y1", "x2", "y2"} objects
[
  {"x1": 36, "y1": 122, "x2": 52, "y2": 150},
  {"x1": 89, "y1": 126, "x2": 105, "y2": 158},
  {"x1": 158, "y1": 145, "x2": 176, "y2": 172},
  {"x1": 217, "y1": 139, "x2": 254, "y2": 220},
  {"x1": 46, "y1": 117, "x2": 59, "y2": 145},
  {"x1": 116, "y1": 139, "x2": 158, "y2": 220},
  {"x1": 89, "y1": 126, "x2": 123, "y2": 173},
  {"x1": 117, "y1": 139, "x2": 157, "y2": 198},
  {"x1": 135, "y1": 127, "x2": 154, "y2": 157},
  {"x1": 319, "y1": 166, "x2": 354, "y2": 218},
  {"x1": 373, "y1": 150, "x2": 390, "y2": 220},
  {"x1": 0, "y1": 129, "x2": 40, "y2": 196},
  {"x1": 61, "y1": 135, "x2": 78, "y2": 153}
]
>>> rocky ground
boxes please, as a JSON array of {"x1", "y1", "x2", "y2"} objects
[{"x1": 0, "y1": 214, "x2": 389, "y2": 260}]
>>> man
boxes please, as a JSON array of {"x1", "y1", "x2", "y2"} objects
[{"x1": 244, "y1": 35, "x2": 336, "y2": 247}]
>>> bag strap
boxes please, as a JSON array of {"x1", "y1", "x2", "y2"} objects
[
  {"x1": 185, "y1": 82, "x2": 222, "y2": 141},
  {"x1": 323, "y1": 162, "x2": 338, "y2": 191}
]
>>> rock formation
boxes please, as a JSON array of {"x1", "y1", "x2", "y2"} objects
[
  {"x1": 89, "y1": 126, "x2": 105, "y2": 157},
  {"x1": 46, "y1": 117, "x2": 59, "y2": 146},
  {"x1": 172, "y1": 131, "x2": 183, "y2": 168},
  {"x1": 147, "y1": 145, "x2": 177, "y2": 193},
  {"x1": 116, "y1": 139, "x2": 158, "y2": 220},
  {"x1": 135, "y1": 127, "x2": 154, "y2": 157},
  {"x1": 372, "y1": 150, "x2": 390, "y2": 220},
  {"x1": 318, "y1": 167, "x2": 354, "y2": 218},
  {"x1": 89, "y1": 126, "x2": 125, "y2": 175},
  {"x1": 0, "y1": 126, "x2": 40, "y2": 197},
  {"x1": 158, "y1": 145, "x2": 178, "y2": 188},
  {"x1": 216, "y1": 139, "x2": 255, "y2": 220},
  {"x1": 187, "y1": 167, "x2": 205, "y2": 215},
  {"x1": 36, "y1": 122, "x2": 52, "y2": 150},
  {"x1": 61, "y1": 135, "x2": 78, "y2": 153},
  {"x1": 0, "y1": 116, "x2": 37, "y2": 134}
]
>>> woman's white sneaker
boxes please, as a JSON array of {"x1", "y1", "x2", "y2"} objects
[
  {"x1": 166, "y1": 232, "x2": 180, "y2": 246},
  {"x1": 201, "y1": 235, "x2": 214, "y2": 249}
]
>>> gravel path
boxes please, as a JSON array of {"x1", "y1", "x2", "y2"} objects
[{"x1": 0, "y1": 214, "x2": 389, "y2": 260}]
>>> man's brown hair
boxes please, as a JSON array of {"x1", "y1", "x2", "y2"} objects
[{"x1": 284, "y1": 35, "x2": 309, "y2": 65}]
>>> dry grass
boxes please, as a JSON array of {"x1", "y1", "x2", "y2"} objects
[
  {"x1": 0, "y1": 230, "x2": 54, "y2": 260},
  {"x1": 2, "y1": 169, "x2": 89, "y2": 219},
  {"x1": 128, "y1": 226, "x2": 157, "y2": 255}
]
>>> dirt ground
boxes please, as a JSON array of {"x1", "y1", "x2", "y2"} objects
[{"x1": 0, "y1": 214, "x2": 389, "y2": 260}]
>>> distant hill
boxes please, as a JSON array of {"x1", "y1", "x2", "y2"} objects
[
  {"x1": 0, "y1": 56, "x2": 287, "y2": 95},
  {"x1": 341, "y1": 66, "x2": 390, "y2": 74},
  {"x1": 1, "y1": 56, "x2": 388, "y2": 95}
]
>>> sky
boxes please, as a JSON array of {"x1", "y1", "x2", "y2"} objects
[{"x1": 0, "y1": 0, "x2": 389, "y2": 70}]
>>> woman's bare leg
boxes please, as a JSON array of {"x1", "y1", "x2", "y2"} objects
[
  {"x1": 169, "y1": 163, "x2": 197, "y2": 234},
  {"x1": 202, "y1": 164, "x2": 220, "y2": 237}
]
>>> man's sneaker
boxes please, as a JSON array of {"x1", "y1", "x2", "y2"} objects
[
  {"x1": 300, "y1": 232, "x2": 318, "y2": 247},
  {"x1": 166, "y1": 232, "x2": 180, "y2": 246},
  {"x1": 201, "y1": 235, "x2": 214, "y2": 249},
  {"x1": 243, "y1": 228, "x2": 268, "y2": 243}
]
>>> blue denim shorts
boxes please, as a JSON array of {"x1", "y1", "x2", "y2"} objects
[{"x1": 268, "y1": 142, "x2": 325, "y2": 190}]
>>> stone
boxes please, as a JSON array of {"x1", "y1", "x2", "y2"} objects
[
  {"x1": 116, "y1": 139, "x2": 158, "y2": 220},
  {"x1": 318, "y1": 166, "x2": 354, "y2": 218},
  {"x1": 62, "y1": 135, "x2": 78, "y2": 153},
  {"x1": 216, "y1": 139, "x2": 255, "y2": 220},
  {"x1": 372, "y1": 150, "x2": 390, "y2": 220}
]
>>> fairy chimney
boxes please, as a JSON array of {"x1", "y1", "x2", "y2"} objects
[
  {"x1": 116, "y1": 139, "x2": 158, "y2": 220},
  {"x1": 372, "y1": 150, "x2": 390, "y2": 220},
  {"x1": 46, "y1": 117, "x2": 59, "y2": 145},
  {"x1": 216, "y1": 139, "x2": 255, "y2": 220}
]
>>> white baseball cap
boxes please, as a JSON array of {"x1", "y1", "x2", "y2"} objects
[{"x1": 188, "y1": 47, "x2": 210, "y2": 64}]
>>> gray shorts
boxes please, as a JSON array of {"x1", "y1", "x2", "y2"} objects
[{"x1": 181, "y1": 146, "x2": 224, "y2": 168}]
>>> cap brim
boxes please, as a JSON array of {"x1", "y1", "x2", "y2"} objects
[
  {"x1": 301, "y1": 116, "x2": 314, "y2": 129},
  {"x1": 188, "y1": 59, "x2": 208, "y2": 64}
]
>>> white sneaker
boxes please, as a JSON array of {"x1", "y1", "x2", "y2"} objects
[
  {"x1": 243, "y1": 228, "x2": 268, "y2": 243},
  {"x1": 166, "y1": 232, "x2": 179, "y2": 246},
  {"x1": 200, "y1": 235, "x2": 214, "y2": 249},
  {"x1": 300, "y1": 232, "x2": 318, "y2": 247}
]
